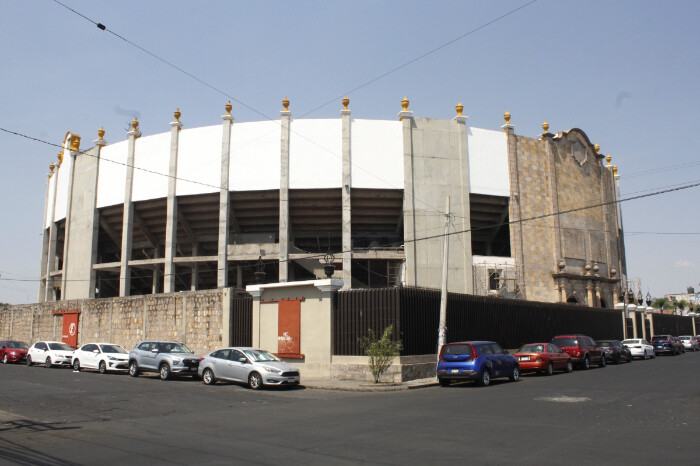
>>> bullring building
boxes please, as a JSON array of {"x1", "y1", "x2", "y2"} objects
[{"x1": 39, "y1": 98, "x2": 626, "y2": 308}]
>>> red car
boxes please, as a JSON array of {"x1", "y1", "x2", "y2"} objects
[
  {"x1": 551, "y1": 334, "x2": 606, "y2": 370},
  {"x1": 513, "y1": 343, "x2": 573, "y2": 375},
  {"x1": 0, "y1": 340, "x2": 30, "y2": 364}
]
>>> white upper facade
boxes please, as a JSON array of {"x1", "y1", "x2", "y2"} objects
[{"x1": 46, "y1": 118, "x2": 509, "y2": 228}]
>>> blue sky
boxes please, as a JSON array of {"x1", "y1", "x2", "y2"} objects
[{"x1": 1, "y1": 0, "x2": 698, "y2": 304}]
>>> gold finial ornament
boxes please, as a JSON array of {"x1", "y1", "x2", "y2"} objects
[
  {"x1": 174, "y1": 108, "x2": 181, "y2": 122},
  {"x1": 401, "y1": 96, "x2": 409, "y2": 111},
  {"x1": 594, "y1": 143, "x2": 600, "y2": 154},
  {"x1": 49, "y1": 162, "x2": 55, "y2": 173},
  {"x1": 606, "y1": 154, "x2": 612, "y2": 166},
  {"x1": 455, "y1": 102, "x2": 464, "y2": 117},
  {"x1": 542, "y1": 120, "x2": 549, "y2": 133},
  {"x1": 97, "y1": 127, "x2": 105, "y2": 140},
  {"x1": 282, "y1": 96, "x2": 290, "y2": 111},
  {"x1": 504, "y1": 110, "x2": 511, "y2": 125},
  {"x1": 68, "y1": 133, "x2": 81, "y2": 152},
  {"x1": 342, "y1": 96, "x2": 349, "y2": 110},
  {"x1": 131, "y1": 118, "x2": 139, "y2": 132},
  {"x1": 57, "y1": 152, "x2": 63, "y2": 165},
  {"x1": 612, "y1": 165, "x2": 618, "y2": 175},
  {"x1": 225, "y1": 101, "x2": 232, "y2": 115}
]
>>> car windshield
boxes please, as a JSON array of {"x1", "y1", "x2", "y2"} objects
[
  {"x1": 48, "y1": 343, "x2": 73, "y2": 351},
  {"x1": 159, "y1": 343, "x2": 192, "y2": 354},
  {"x1": 7, "y1": 341, "x2": 29, "y2": 349},
  {"x1": 243, "y1": 350, "x2": 281, "y2": 362},
  {"x1": 100, "y1": 344, "x2": 127, "y2": 354},
  {"x1": 552, "y1": 337, "x2": 578, "y2": 347},
  {"x1": 517, "y1": 344, "x2": 544, "y2": 353}
]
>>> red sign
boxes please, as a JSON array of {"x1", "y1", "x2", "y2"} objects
[
  {"x1": 54, "y1": 310, "x2": 80, "y2": 348},
  {"x1": 277, "y1": 299, "x2": 302, "y2": 357}
]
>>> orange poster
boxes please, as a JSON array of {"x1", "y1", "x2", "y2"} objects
[{"x1": 277, "y1": 299, "x2": 301, "y2": 356}]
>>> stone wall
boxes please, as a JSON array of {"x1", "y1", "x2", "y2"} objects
[{"x1": 0, "y1": 289, "x2": 228, "y2": 356}]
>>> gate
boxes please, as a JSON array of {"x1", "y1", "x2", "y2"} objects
[{"x1": 53, "y1": 310, "x2": 80, "y2": 347}]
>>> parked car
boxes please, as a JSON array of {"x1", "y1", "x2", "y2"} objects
[
  {"x1": 678, "y1": 336, "x2": 699, "y2": 352},
  {"x1": 551, "y1": 335, "x2": 605, "y2": 369},
  {"x1": 72, "y1": 342, "x2": 129, "y2": 374},
  {"x1": 437, "y1": 341, "x2": 520, "y2": 387},
  {"x1": 128, "y1": 341, "x2": 202, "y2": 380},
  {"x1": 621, "y1": 338, "x2": 655, "y2": 359},
  {"x1": 198, "y1": 347, "x2": 300, "y2": 390},
  {"x1": 651, "y1": 335, "x2": 681, "y2": 355},
  {"x1": 0, "y1": 340, "x2": 29, "y2": 364},
  {"x1": 672, "y1": 336, "x2": 686, "y2": 353},
  {"x1": 26, "y1": 341, "x2": 74, "y2": 368},
  {"x1": 513, "y1": 343, "x2": 573, "y2": 375},
  {"x1": 598, "y1": 340, "x2": 633, "y2": 364}
]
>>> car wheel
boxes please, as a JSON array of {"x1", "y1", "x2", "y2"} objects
[
  {"x1": 565, "y1": 361, "x2": 573, "y2": 373},
  {"x1": 509, "y1": 366, "x2": 520, "y2": 382},
  {"x1": 599, "y1": 355, "x2": 606, "y2": 368},
  {"x1": 99, "y1": 361, "x2": 107, "y2": 374},
  {"x1": 128, "y1": 361, "x2": 139, "y2": 377},
  {"x1": 583, "y1": 356, "x2": 590, "y2": 370},
  {"x1": 202, "y1": 368, "x2": 215, "y2": 385},
  {"x1": 2, "y1": 354, "x2": 8, "y2": 364},
  {"x1": 26, "y1": 355, "x2": 32, "y2": 366},
  {"x1": 248, "y1": 371, "x2": 263, "y2": 390},
  {"x1": 544, "y1": 363, "x2": 553, "y2": 376},
  {"x1": 73, "y1": 359, "x2": 80, "y2": 371},
  {"x1": 45, "y1": 357, "x2": 52, "y2": 368},
  {"x1": 159, "y1": 364, "x2": 171, "y2": 381},
  {"x1": 478, "y1": 369, "x2": 491, "y2": 387},
  {"x1": 438, "y1": 378, "x2": 450, "y2": 387}
]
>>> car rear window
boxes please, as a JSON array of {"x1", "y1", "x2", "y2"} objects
[
  {"x1": 599, "y1": 342, "x2": 612, "y2": 347},
  {"x1": 441, "y1": 344, "x2": 474, "y2": 357},
  {"x1": 518, "y1": 344, "x2": 545, "y2": 353},
  {"x1": 651, "y1": 336, "x2": 669, "y2": 341},
  {"x1": 622, "y1": 340, "x2": 638, "y2": 345},
  {"x1": 552, "y1": 337, "x2": 578, "y2": 347}
]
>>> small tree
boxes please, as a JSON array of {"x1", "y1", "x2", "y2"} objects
[{"x1": 360, "y1": 324, "x2": 403, "y2": 383}]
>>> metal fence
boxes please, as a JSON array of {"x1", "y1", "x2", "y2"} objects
[
  {"x1": 333, "y1": 287, "x2": 626, "y2": 355},
  {"x1": 230, "y1": 295, "x2": 253, "y2": 347},
  {"x1": 652, "y1": 313, "x2": 695, "y2": 336}
]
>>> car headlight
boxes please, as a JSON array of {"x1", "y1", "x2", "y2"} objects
[
  {"x1": 172, "y1": 358, "x2": 182, "y2": 365},
  {"x1": 263, "y1": 367, "x2": 281, "y2": 374},
  {"x1": 10, "y1": 352, "x2": 17, "y2": 356},
  {"x1": 108, "y1": 356, "x2": 119, "y2": 361}
]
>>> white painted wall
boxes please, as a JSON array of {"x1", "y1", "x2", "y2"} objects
[
  {"x1": 96, "y1": 140, "x2": 128, "y2": 209},
  {"x1": 53, "y1": 139, "x2": 72, "y2": 222},
  {"x1": 177, "y1": 125, "x2": 223, "y2": 196},
  {"x1": 467, "y1": 127, "x2": 510, "y2": 196},
  {"x1": 290, "y1": 119, "x2": 342, "y2": 189},
  {"x1": 230, "y1": 120, "x2": 280, "y2": 191},
  {"x1": 44, "y1": 174, "x2": 56, "y2": 229},
  {"x1": 132, "y1": 132, "x2": 170, "y2": 202},
  {"x1": 351, "y1": 119, "x2": 403, "y2": 189}
]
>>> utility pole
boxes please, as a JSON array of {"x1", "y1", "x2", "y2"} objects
[{"x1": 438, "y1": 196, "x2": 450, "y2": 358}]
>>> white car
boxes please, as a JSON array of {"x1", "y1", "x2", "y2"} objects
[
  {"x1": 678, "y1": 336, "x2": 700, "y2": 352},
  {"x1": 26, "y1": 341, "x2": 75, "y2": 368},
  {"x1": 72, "y1": 342, "x2": 129, "y2": 373},
  {"x1": 621, "y1": 339, "x2": 655, "y2": 359}
]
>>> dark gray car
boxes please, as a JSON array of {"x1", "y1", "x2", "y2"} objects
[{"x1": 128, "y1": 341, "x2": 202, "y2": 380}]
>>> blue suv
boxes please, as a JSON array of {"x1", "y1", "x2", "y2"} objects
[{"x1": 437, "y1": 341, "x2": 520, "y2": 387}]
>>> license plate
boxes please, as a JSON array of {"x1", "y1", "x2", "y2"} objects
[
  {"x1": 519, "y1": 356, "x2": 529, "y2": 361},
  {"x1": 450, "y1": 369, "x2": 459, "y2": 374}
]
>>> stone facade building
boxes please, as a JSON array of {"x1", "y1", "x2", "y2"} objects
[{"x1": 38, "y1": 99, "x2": 625, "y2": 308}]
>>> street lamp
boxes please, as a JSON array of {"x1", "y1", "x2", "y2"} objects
[
  {"x1": 637, "y1": 290, "x2": 643, "y2": 306},
  {"x1": 323, "y1": 248, "x2": 335, "y2": 279},
  {"x1": 645, "y1": 292, "x2": 651, "y2": 307},
  {"x1": 254, "y1": 256, "x2": 266, "y2": 283}
]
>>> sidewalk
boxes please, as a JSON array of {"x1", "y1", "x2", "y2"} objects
[{"x1": 301, "y1": 376, "x2": 439, "y2": 392}]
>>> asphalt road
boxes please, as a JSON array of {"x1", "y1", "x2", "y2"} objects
[{"x1": 1, "y1": 352, "x2": 699, "y2": 465}]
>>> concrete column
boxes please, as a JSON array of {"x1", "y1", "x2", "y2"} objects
[
  {"x1": 221, "y1": 287, "x2": 232, "y2": 347},
  {"x1": 586, "y1": 284, "x2": 594, "y2": 307},
  {"x1": 648, "y1": 313, "x2": 654, "y2": 339},
  {"x1": 61, "y1": 134, "x2": 81, "y2": 297},
  {"x1": 39, "y1": 165, "x2": 54, "y2": 302},
  {"x1": 191, "y1": 243, "x2": 199, "y2": 291},
  {"x1": 152, "y1": 248, "x2": 160, "y2": 294},
  {"x1": 279, "y1": 98, "x2": 291, "y2": 282},
  {"x1": 502, "y1": 112, "x2": 526, "y2": 298},
  {"x1": 641, "y1": 311, "x2": 647, "y2": 340},
  {"x1": 217, "y1": 103, "x2": 234, "y2": 288},
  {"x1": 631, "y1": 310, "x2": 638, "y2": 338},
  {"x1": 164, "y1": 109, "x2": 183, "y2": 293},
  {"x1": 341, "y1": 97, "x2": 352, "y2": 289},
  {"x1": 44, "y1": 161, "x2": 60, "y2": 301},
  {"x1": 120, "y1": 120, "x2": 141, "y2": 296},
  {"x1": 621, "y1": 310, "x2": 627, "y2": 340},
  {"x1": 399, "y1": 98, "x2": 417, "y2": 286},
  {"x1": 453, "y1": 105, "x2": 471, "y2": 293}
]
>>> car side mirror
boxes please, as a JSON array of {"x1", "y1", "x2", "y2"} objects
[
  {"x1": 239, "y1": 357, "x2": 248, "y2": 363},
  {"x1": 151, "y1": 348, "x2": 159, "y2": 353}
]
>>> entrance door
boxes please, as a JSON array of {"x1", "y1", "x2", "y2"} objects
[{"x1": 61, "y1": 313, "x2": 80, "y2": 348}]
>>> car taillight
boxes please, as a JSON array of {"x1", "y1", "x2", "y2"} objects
[{"x1": 470, "y1": 344, "x2": 478, "y2": 360}]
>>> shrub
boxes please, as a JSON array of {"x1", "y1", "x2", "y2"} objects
[{"x1": 360, "y1": 325, "x2": 403, "y2": 383}]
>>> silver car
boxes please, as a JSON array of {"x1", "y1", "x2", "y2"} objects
[
  {"x1": 198, "y1": 347, "x2": 300, "y2": 390},
  {"x1": 679, "y1": 336, "x2": 700, "y2": 351}
]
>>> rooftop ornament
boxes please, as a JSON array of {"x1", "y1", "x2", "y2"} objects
[
  {"x1": 455, "y1": 102, "x2": 464, "y2": 117},
  {"x1": 594, "y1": 143, "x2": 600, "y2": 154},
  {"x1": 97, "y1": 127, "x2": 105, "y2": 140},
  {"x1": 401, "y1": 96, "x2": 409, "y2": 111},
  {"x1": 282, "y1": 96, "x2": 290, "y2": 111},
  {"x1": 225, "y1": 101, "x2": 232, "y2": 116},
  {"x1": 645, "y1": 291, "x2": 652, "y2": 307},
  {"x1": 504, "y1": 110, "x2": 511, "y2": 125},
  {"x1": 174, "y1": 108, "x2": 181, "y2": 122},
  {"x1": 542, "y1": 120, "x2": 550, "y2": 133},
  {"x1": 131, "y1": 118, "x2": 139, "y2": 132},
  {"x1": 342, "y1": 96, "x2": 349, "y2": 110}
]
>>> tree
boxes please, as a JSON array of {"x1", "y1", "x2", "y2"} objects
[
  {"x1": 360, "y1": 325, "x2": 403, "y2": 383},
  {"x1": 676, "y1": 299, "x2": 689, "y2": 314},
  {"x1": 651, "y1": 297, "x2": 674, "y2": 311}
]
